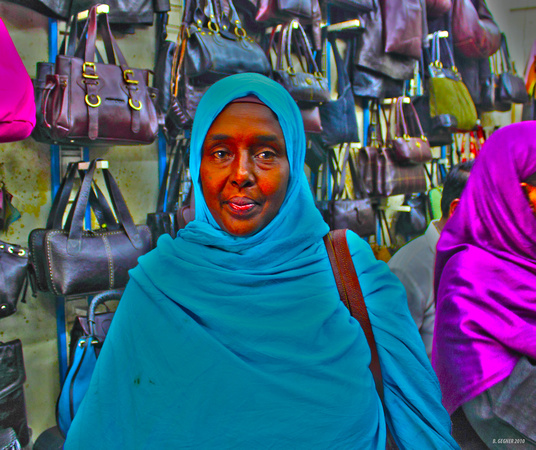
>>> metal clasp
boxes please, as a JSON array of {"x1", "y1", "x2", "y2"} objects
[
  {"x1": 123, "y1": 69, "x2": 139, "y2": 85},
  {"x1": 82, "y1": 62, "x2": 99, "y2": 79}
]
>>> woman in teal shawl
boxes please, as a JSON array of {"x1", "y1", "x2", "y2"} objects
[{"x1": 65, "y1": 73, "x2": 457, "y2": 449}]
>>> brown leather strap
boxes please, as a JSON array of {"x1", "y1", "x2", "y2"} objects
[{"x1": 323, "y1": 229, "x2": 384, "y2": 401}]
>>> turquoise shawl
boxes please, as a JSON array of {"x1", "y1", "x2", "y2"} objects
[{"x1": 65, "y1": 74, "x2": 457, "y2": 449}]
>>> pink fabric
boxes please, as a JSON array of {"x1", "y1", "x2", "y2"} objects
[
  {"x1": 432, "y1": 122, "x2": 536, "y2": 414},
  {"x1": 0, "y1": 18, "x2": 35, "y2": 143}
]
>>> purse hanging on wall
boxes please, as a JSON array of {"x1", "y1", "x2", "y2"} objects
[
  {"x1": 316, "y1": 144, "x2": 376, "y2": 238},
  {"x1": 494, "y1": 33, "x2": 529, "y2": 107},
  {"x1": 28, "y1": 160, "x2": 152, "y2": 297},
  {"x1": 427, "y1": 32, "x2": 478, "y2": 132},
  {"x1": 379, "y1": 0, "x2": 423, "y2": 60},
  {"x1": 41, "y1": 5, "x2": 159, "y2": 146},
  {"x1": 0, "y1": 240, "x2": 28, "y2": 319},
  {"x1": 318, "y1": 33, "x2": 360, "y2": 147}
]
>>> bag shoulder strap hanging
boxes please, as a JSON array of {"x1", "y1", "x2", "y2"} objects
[{"x1": 323, "y1": 229, "x2": 398, "y2": 449}]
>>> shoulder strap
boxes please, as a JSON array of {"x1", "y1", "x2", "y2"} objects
[{"x1": 323, "y1": 229, "x2": 384, "y2": 400}]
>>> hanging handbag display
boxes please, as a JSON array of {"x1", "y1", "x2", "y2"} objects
[
  {"x1": 153, "y1": 13, "x2": 177, "y2": 118},
  {"x1": 318, "y1": 33, "x2": 359, "y2": 147},
  {"x1": 57, "y1": 289, "x2": 123, "y2": 436},
  {"x1": 427, "y1": 32, "x2": 478, "y2": 132},
  {"x1": 146, "y1": 138, "x2": 190, "y2": 244},
  {"x1": 451, "y1": 0, "x2": 501, "y2": 59},
  {"x1": 385, "y1": 97, "x2": 432, "y2": 165},
  {"x1": 379, "y1": 0, "x2": 423, "y2": 60},
  {"x1": 0, "y1": 18, "x2": 35, "y2": 143},
  {"x1": 41, "y1": 5, "x2": 159, "y2": 146},
  {"x1": 317, "y1": 145, "x2": 376, "y2": 238},
  {"x1": 0, "y1": 241, "x2": 28, "y2": 319},
  {"x1": 272, "y1": 21, "x2": 330, "y2": 108},
  {"x1": 0, "y1": 339, "x2": 30, "y2": 447},
  {"x1": 494, "y1": 33, "x2": 529, "y2": 106},
  {"x1": 184, "y1": 0, "x2": 270, "y2": 85},
  {"x1": 28, "y1": 160, "x2": 152, "y2": 297}
]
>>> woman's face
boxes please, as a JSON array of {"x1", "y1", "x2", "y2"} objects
[{"x1": 200, "y1": 102, "x2": 290, "y2": 236}]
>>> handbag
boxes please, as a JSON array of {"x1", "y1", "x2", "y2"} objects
[
  {"x1": 41, "y1": 5, "x2": 159, "y2": 146},
  {"x1": 427, "y1": 33, "x2": 478, "y2": 132},
  {"x1": 379, "y1": 0, "x2": 423, "y2": 60},
  {"x1": 28, "y1": 160, "x2": 152, "y2": 297},
  {"x1": 318, "y1": 34, "x2": 359, "y2": 147},
  {"x1": 0, "y1": 19, "x2": 36, "y2": 143},
  {"x1": 325, "y1": 0, "x2": 373, "y2": 13},
  {"x1": 184, "y1": 0, "x2": 270, "y2": 85},
  {"x1": 146, "y1": 138, "x2": 190, "y2": 244},
  {"x1": 317, "y1": 145, "x2": 376, "y2": 238},
  {"x1": 324, "y1": 230, "x2": 398, "y2": 449},
  {"x1": 0, "y1": 340, "x2": 30, "y2": 447},
  {"x1": 451, "y1": 0, "x2": 501, "y2": 59},
  {"x1": 153, "y1": 13, "x2": 177, "y2": 118},
  {"x1": 272, "y1": 21, "x2": 330, "y2": 108},
  {"x1": 495, "y1": 34, "x2": 529, "y2": 106},
  {"x1": 0, "y1": 241, "x2": 28, "y2": 319},
  {"x1": 385, "y1": 97, "x2": 432, "y2": 165},
  {"x1": 57, "y1": 289, "x2": 123, "y2": 436}
]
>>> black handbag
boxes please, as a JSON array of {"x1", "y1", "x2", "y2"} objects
[
  {"x1": 28, "y1": 160, "x2": 152, "y2": 297},
  {"x1": 0, "y1": 339, "x2": 30, "y2": 447},
  {"x1": 317, "y1": 144, "x2": 376, "y2": 238},
  {"x1": 184, "y1": 0, "x2": 271, "y2": 85},
  {"x1": 318, "y1": 33, "x2": 359, "y2": 147},
  {"x1": 146, "y1": 138, "x2": 190, "y2": 244},
  {"x1": 495, "y1": 33, "x2": 529, "y2": 106},
  {"x1": 272, "y1": 21, "x2": 330, "y2": 108},
  {"x1": 153, "y1": 13, "x2": 177, "y2": 119},
  {"x1": 0, "y1": 241, "x2": 28, "y2": 319}
]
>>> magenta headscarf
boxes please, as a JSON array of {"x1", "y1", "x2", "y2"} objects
[{"x1": 432, "y1": 121, "x2": 536, "y2": 414}]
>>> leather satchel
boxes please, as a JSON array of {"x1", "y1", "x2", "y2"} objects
[
  {"x1": 452, "y1": 0, "x2": 501, "y2": 59},
  {"x1": 28, "y1": 160, "x2": 152, "y2": 297},
  {"x1": 58, "y1": 289, "x2": 123, "y2": 436},
  {"x1": 184, "y1": 0, "x2": 271, "y2": 85},
  {"x1": 41, "y1": 6, "x2": 159, "y2": 146},
  {"x1": 386, "y1": 98, "x2": 432, "y2": 165},
  {"x1": 0, "y1": 241, "x2": 28, "y2": 319},
  {"x1": 495, "y1": 34, "x2": 529, "y2": 106},
  {"x1": 379, "y1": 0, "x2": 423, "y2": 60},
  {"x1": 272, "y1": 21, "x2": 330, "y2": 108},
  {"x1": 318, "y1": 34, "x2": 359, "y2": 146},
  {"x1": 317, "y1": 145, "x2": 376, "y2": 238},
  {"x1": 0, "y1": 339, "x2": 30, "y2": 447},
  {"x1": 425, "y1": 0, "x2": 451, "y2": 18},
  {"x1": 428, "y1": 33, "x2": 478, "y2": 132}
]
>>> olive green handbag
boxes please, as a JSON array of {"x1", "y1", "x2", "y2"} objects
[{"x1": 428, "y1": 32, "x2": 478, "y2": 132}]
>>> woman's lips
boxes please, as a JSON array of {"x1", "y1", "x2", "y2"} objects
[{"x1": 226, "y1": 197, "x2": 257, "y2": 213}]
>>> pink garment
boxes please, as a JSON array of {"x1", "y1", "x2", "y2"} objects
[
  {"x1": 0, "y1": 18, "x2": 35, "y2": 143},
  {"x1": 432, "y1": 122, "x2": 536, "y2": 414}
]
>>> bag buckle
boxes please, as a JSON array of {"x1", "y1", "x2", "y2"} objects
[
  {"x1": 82, "y1": 62, "x2": 99, "y2": 79},
  {"x1": 123, "y1": 69, "x2": 139, "y2": 85}
]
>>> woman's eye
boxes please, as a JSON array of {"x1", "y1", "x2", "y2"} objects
[
  {"x1": 212, "y1": 149, "x2": 230, "y2": 159},
  {"x1": 256, "y1": 149, "x2": 277, "y2": 160}
]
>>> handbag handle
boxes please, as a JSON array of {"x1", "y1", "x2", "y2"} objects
[
  {"x1": 66, "y1": 160, "x2": 143, "y2": 254},
  {"x1": 278, "y1": 20, "x2": 323, "y2": 78},
  {"x1": 327, "y1": 33, "x2": 351, "y2": 99},
  {"x1": 88, "y1": 289, "x2": 124, "y2": 336}
]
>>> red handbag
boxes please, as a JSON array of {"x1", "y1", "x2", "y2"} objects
[{"x1": 452, "y1": 0, "x2": 501, "y2": 59}]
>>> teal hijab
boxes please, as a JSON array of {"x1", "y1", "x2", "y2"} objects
[{"x1": 65, "y1": 74, "x2": 457, "y2": 449}]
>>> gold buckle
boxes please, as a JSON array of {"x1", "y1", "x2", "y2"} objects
[
  {"x1": 85, "y1": 94, "x2": 101, "y2": 108},
  {"x1": 129, "y1": 98, "x2": 142, "y2": 111},
  {"x1": 123, "y1": 70, "x2": 139, "y2": 85},
  {"x1": 82, "y1": 62, "x2": 99, "y2": 79}
]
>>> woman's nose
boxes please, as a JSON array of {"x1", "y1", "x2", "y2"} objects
[{"x1": 231, "y1": 153, "x2": 255, "y2": 188}]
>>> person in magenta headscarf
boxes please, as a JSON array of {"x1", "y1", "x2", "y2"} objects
[{"x1": 433, "y1": 121, "x2": 536, "y2": 448}]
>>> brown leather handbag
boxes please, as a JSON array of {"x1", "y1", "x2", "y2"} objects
[
  {"x1": 451, "y1": 0, "x2": 501, "y2": 59},
  {"x1": 379, "y1": 0, "x2": 423, "y2": 60},
  {"x1": 28, "y1": 160, "x2": 152, "y2": 297},
  {"x1": 385, "y1": 97, "x2": 432, "y2": 165},
  {"x1": 41, "y1": 5, "x2": 159, "y2": 146}
]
